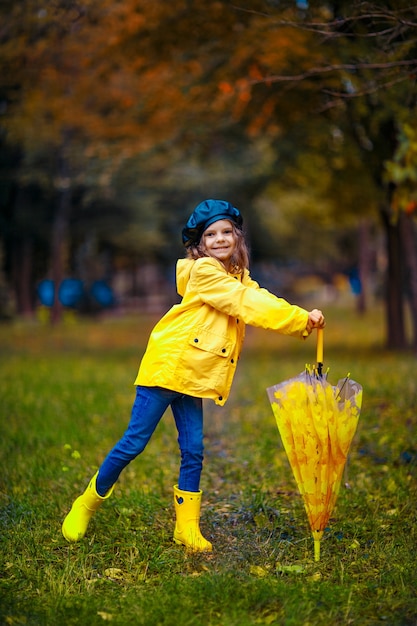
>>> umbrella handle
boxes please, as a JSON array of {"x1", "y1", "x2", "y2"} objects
[{"x1": 317, "y1": 328, "x2": 324, "y2": 376}]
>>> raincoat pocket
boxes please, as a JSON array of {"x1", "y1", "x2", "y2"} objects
[
  {"x1": 173, "y1": 327, "x2": 234, "y2": 397},
  {"x1": 188, "y1": 327, "x2": 233, "y2": 358}
]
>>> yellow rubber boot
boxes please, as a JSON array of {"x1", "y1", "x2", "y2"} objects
[
  {"x1": 173, "y1": 485, "x2": 212, "y2": 552},
  {"x1": 62, "y1": 472, "x2": 114, "y2": 542}
]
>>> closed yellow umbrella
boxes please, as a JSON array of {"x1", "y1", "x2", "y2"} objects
[{"x1": 267, "y1": 329, "x2": 362, "y2": 561}]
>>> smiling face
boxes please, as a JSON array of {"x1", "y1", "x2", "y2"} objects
[{"x1": 201, "y1": 219, "x2": 237, "y2": 269}]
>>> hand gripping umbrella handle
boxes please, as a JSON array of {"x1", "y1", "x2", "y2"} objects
[{"x1": 316, "y1": 328, "x2": 324, "y2": 377}]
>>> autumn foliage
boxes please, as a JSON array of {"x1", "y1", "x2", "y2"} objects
[{"x1": 1, "y1": 1, "x2": 417, "y2": 347}]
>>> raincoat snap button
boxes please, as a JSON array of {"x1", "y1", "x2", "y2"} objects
[
  {"x1": 194, "y1": 338, "x2": 199, "y2": 343},
  {"x1": 218, "y1": 396, "x2": 222, "y2": 401},
  {"x1": 231, "y1": 359, "x2": 234, "y2": 364},
  {"x1": 221, "y1": 348, "x2": 226, "y2": 353}
]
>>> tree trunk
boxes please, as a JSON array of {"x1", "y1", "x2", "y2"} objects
[
  {"x1": 13, "y1": 237, "x2": 34, "y2": 316},
  {"x1": 50, "y1": 188, "x2": 71, "y2": 324},
  {"x1": 50, "y1": 146, "x2": 72, "y2": 325},
  {"x1": 10, "y1": 186, "x2": 35, "y2": 317},
  {"x1": 400, "y1": 211, "x2": 417, "y2": 353},
  {"x1": 380, "y1": 205, "x2": 407, "y2": 349}
]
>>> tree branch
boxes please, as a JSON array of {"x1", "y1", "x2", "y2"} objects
[
  {"x1": 317, "y1": 75, "x2": 413, "y2": 111},
  {"x1": 231, "y1": 4, "x2": 417, "y2": 39},
  {"x1": 248, "y1": 59, "x2": 417, "y2": 87}
]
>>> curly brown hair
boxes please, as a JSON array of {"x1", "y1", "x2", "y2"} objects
[{"x1": 185, "y1": 223, "x2": 250, "y2": 275}]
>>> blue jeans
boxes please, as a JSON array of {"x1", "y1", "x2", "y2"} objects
[{"x1": 96, "y1": 386, "x2": 204, "y2": 496}]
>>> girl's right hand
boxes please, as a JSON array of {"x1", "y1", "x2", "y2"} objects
[{"x1": 305, "y1": 309, "x2": 325, "y2": 335}]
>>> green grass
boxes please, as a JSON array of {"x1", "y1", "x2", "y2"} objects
[{"x1": 1, "y1": 305, "x2": 416, "y2": 625}]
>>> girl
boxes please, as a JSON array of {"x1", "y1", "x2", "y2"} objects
[{"x1": 62, "y1": 199, "x2": 325, "y2": 552}]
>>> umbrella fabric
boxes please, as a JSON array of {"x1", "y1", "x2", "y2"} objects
[{"x1": 267, "y1": 369, "x2": 362, "y2": 561}]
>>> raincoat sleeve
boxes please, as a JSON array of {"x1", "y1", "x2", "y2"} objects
[{"x1": 190, "y1": 258, "x2": 309, "y2": 337}]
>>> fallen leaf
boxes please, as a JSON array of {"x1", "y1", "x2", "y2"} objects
[
  {"x1": 97, "y1": 611, "x2": 113, "y2": 621},
  {"x1": 276, "y1": 564, "x2": 305, "y2": 574},
  {"x1": 250, "y1": 565, "x2": 269, "y2": 578},
  {"x1": 104, "y1": 568, "x2": 125, "y2": 581}
]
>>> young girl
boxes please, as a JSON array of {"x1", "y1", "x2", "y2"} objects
[{"x1": 62, "y1": 199, "x2": 325, "y2": 552}]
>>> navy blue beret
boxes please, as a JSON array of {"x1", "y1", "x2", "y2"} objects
[{"x1": 182, "y1": 199, "x2": 243, "y2": 247}]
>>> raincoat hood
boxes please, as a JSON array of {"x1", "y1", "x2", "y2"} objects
[{"x1": 176, "y1": 258, "x2": 194, "y2": 298}]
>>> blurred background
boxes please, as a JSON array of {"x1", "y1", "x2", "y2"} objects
[{"x1": 0, "y1": 0, "x2": 416, "y2": 350}]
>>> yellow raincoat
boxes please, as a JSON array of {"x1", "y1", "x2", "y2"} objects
[{"x1": 135, "y1": 257, "x2": 309, "y2": 405}]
